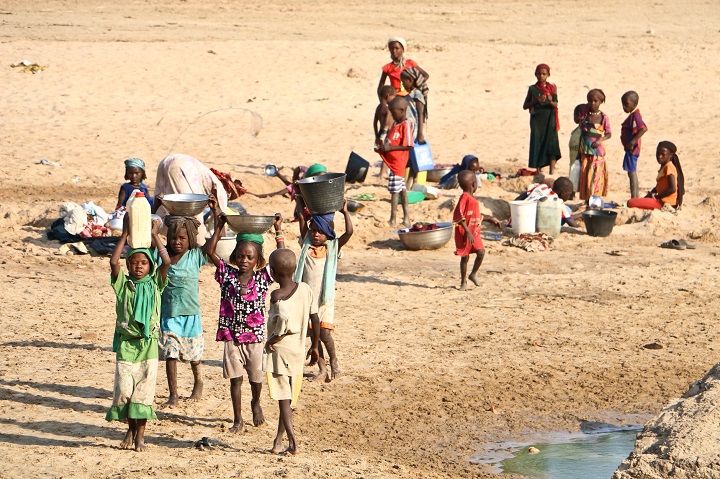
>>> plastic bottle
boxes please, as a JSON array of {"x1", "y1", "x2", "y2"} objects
[{"x1": 126, "y1": 191, "x2": 152, "y2": 248}]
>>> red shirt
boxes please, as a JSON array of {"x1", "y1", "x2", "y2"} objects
[
  {"x1": 382, "y1": 59, "x2": 419, "y2": 96},
  {"x1": 453, "y1": 192, "x2": 484, "y2": 256},
  {"x1": 379, "y1": 120, "x2": 412, "y2": 176}
]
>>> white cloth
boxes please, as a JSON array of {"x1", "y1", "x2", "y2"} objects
[{"x1": 59, "y1": 202, "x2": 87, "y2": 234}]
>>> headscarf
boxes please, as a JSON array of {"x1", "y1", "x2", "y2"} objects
[
  {"x1": 310, "y1": 213, "x2": 336, "y2": 240},
  {"x1": 533, "y1": 64, "x2": 559, "y2": 131},
  {"x1": 440, "y1": 155, "x2": 478, "y2": 186},
  {"x1": 164, "y1": 215, "x2": 201, "y2": 250},
  {"x1": 124, "y1": 158, "x2": 145, "y2": 170},
  {"x1": 388, "y1": 37, "x2": 407, "y2": 67},
  {"x1": 658, "y1": 141, "x2": 685, "y2": 208},
  {"x1": 305, "y1": 163, "x2": 327, "y2": 178},
  {"x1": 236, "y1": 233, "x2": 264, "y2": 245},
  {"x1": 124, "y1": 248, "x2": 156, "y2": 339},
  {"x1": 401, "y1": 67, "x2": 429, "y2": 120}
]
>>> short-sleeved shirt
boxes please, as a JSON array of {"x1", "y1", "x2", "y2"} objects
[
  {"x1": 657, "y1": 162, "x2": 678, "y2": 207},
  {"x1": 263, "y1": 282, "x2": 318, "y2": 376},
  {"x1": 453, "y1": 192, "x2": 484, "y2": 256},
  {"x1": 159, "y1": 248, "x2": 207, "y2": 318},
  {"x1": 382, "y1": 59, "x2": 419, "y2": 96},
  {"x1": 621, "y1": 110, "x2": 647, "y2": 156},
  {"x1": 215, "y1": 261, "x2": 273, "y2": 343},
  {"x1": 380, "y1": 120, "x2": 412, "y2": 176}
]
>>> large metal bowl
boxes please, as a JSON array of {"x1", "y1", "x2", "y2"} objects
[
  {"x1": 225, "y1": 214, "x2": 275, "y2": 234},
  {"x1": 426, "y1": 167, "x2": 453, "y2": 183},
  {"x1": 397, "y1": 222, "x2": 453, "y2": 250},
  {"x1": 161, "y1": 194, "x2": 209, "y2": 216}
]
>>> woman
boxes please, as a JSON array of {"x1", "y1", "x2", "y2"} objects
[{"x1": 377, "y1": 36, "x2": 429, "y2": 98}]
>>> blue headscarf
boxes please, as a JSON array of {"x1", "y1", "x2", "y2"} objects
[
  {"x1": 440, "y1": 154, "x2": 477, "y2": 185},
  {"x1": 124, "y1": 157, "x2": 146, "y2": 170},
  {"x1": 310, "y1": 214, "x2": 336, "y2": 239}
]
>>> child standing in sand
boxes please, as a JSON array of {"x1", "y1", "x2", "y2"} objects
[
  {"x1": 374, "y1": 86, "x2": 397, "y2": 179},
  {"x1": 578, "y1": 89, "x2": 612, "y2": 201},
  {"x1": 375, "y1": 97, "x2": 413, "y2": 226},
  {"x1": 453, "y1": 170, "x2": 501, "y2": 290},
  {"x1": 204, "y1": 210, "x2": 286, "y2": 432},
  {"x1": 107, "y1": 216, "x2": 169, "y2": 451},
  {"x1": 377, "y1": 36, "x2": 429, "y2": 98},
  {"x1": 569, "y1": 104, "x2": 585, "y2": 175},
  {"x1": 292, "y1": 198, "x2": 353, "y2": 382},
  {"x1": 523, "y1": 64, "x2": 561, "y2": 174},
  {"x1": 620, "y1": 91, "x2": 648, "y2": 199},
  {"x1": 116, "y1": 158, "x2": 153, "y2": 210},
  {"x1": 264, "y1": 248, "x2": 320, "y2": 455}
]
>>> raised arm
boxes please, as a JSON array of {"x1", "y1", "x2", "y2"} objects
[
  {"x1": 337, "y1": 199, "x2": 354, "y2": 249},
  {"x1": 272, "y1": 213, "x2": 286, "y2": 250},
  {"x1": 110, "y1": 216, "x2": 129, "y2": 281},
  {"x1": 416, "y1": 65, "x2": 429, "y2": 82},
  {"x1": 202, "y1": 194, "x2": 226, "y2": 267},
  {"x1": 151, "y1": 218, "x2": 170, "y2": 281},
  {"x1": 294, "y1": 193, "x2": 309, "y2": 240}
]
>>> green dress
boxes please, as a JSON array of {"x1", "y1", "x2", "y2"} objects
[{"x1": 527, "y1": 85, "x2": 561, "y2": 169}]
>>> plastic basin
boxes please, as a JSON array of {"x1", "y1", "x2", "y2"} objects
[{"x1": 582, "y1": 210, "x2": 617, "y2": 237}]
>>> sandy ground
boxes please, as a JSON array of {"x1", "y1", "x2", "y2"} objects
[{"x1": 2, "y1": 1, "x2": 720, "y2": 478}]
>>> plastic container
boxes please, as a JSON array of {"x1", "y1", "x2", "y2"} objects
[
  {"x1": 510, "y1": 200, "x2": 537, "y2": 235},
  {"x1": 536, "y1": 197, "x2": 562, "y2": 238},
  {"x1": 297, "y1": 173, "x2": 346, "y2": 214},
  {"x1": 127, "y1": 191, "x2": 152, "y2": 248},
  {"x1": 570, "y1": 160, "x2": 581, "y2": 191},
  {"x1": 407, "y1": 190, "x2": 425, "y2": 204},
  {"x1": 345, "y1": 152, "x2": 370, "y2": 183},
  {"x1": 582, "y1": 210, "x2": 618, "y2": 237},
  {"x1": 411, "y1": 183, "x2": 441, "y2": 200}
]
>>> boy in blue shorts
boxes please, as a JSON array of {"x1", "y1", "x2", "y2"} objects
[{"x1": 621, "y1": 91, "x2": 648, "y2": 199}]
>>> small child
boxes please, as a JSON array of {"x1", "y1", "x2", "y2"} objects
[
  {"x1": 400, "y1": 67, "x2": 428, "y2": 145},
  {"x1": 453, "y1": 170, "x2": 501, "y2": 290},
  {"x1": 205, "y1": 210, "x2": 286, "y2": 432},
  {"x1": 578, "y1": 89, "x2": 612, "y2": 201},
  {"x1": 292, "y1": 198, "x2": 353, "y2": 382},
  {"x1": 620, "y1": 91, "x2": 648, "y2": 199},
  {"x1": 523, "y1": 64, "x2": 561, "y2": 174},
  {"x1": 264, "y1": 248, "x2": 320, "y2": 455},
  {"x1": 518, "y1": 177, "x2": 581, "y2": 228},
  {"x1": 116, "y1": 158, "x2": 153, "y2": 210},
  {"x1": 375, "y1": 97, "x2": 414, "y2": 226},
  {"x1": 106, "y1": 215, "x2": 170, "y2": 451},
  {"x1": 374, "y1": 85, "x2": 397, "y2": 148},
  {"x1": 569, "y1": 103, "x2": 585, "y2": 177}
]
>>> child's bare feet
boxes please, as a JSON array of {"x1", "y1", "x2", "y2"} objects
[
  {"x1": 229, "y1": 419, "x2": 244, "y2": 433},
  {"x1": 459, "y1": 280, "x2": 468, "y2": 291},
  {"x1": 271, "y1": 437, "x2": 284, "y2": 454},
  {"x1": 330, "y1": 360, "x2": 342, "y2": 380},
  {"x1": 286, "y1": 444, "x2": 299, "y2": 455},
  {"x1": 120, "y1": 430, "x2": 134, "y2": 449},
  {"x1": 310, "y1": 358, "x2": 328, "y2": 382},
  {"x1": 388, "y1": 217, "x2": 397, "y2": 227},
  {"x1": 188, "y1": 381, "x2": 203, "y2": 402},
  {"x1": 401, "y1": 216, "x2": 411, "y2": 227},
  {"x1": 134, "y1": 437, "x2": 146, "y2": 452},
  {"x1": 160, "y1": 395, "x2": 179, "y2": 409},
  {"x1": 251, "y1": 399, "x2": 265, "y2": 426},
  {"x1": 468, "y1": 273, "x2": 481, "y2": 287}
]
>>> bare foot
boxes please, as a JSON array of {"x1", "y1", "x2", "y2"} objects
[
  {"x1": 229, "y1": 419, "x2": 244, "y2": 433},
  {"x1": 134, "y1": 438, "x2": 146, "y2": 452},
  {"x1": 188, "y1": 381, "x2": 203, "y2": 402},
  {"x1": 330, "y1": 360, "x2": 342, "y2": 380},
  {"x1": 310, "y1": 368, "x2": 328, "y2": 382},
  {"x1": 459, "y1": 280, "x2": 468, "y2": 291},
  {"x1": 388, "y1": 217, "x2": 397, "y2": 227},
  {"x1": 286, "y1": 444, "x2": 299, "y2": 455},
  {"x1": 160, "y1": 395, "x2": 179, "y2": 409},
  {"x1": 468, "y1": 273, "x2": 481, "y2": 287},
  {"x1": 120, "y1": 430, "x2": 134, "y2": 450},
  {"x1": 251, "y1": 399, "x2": 265, "y2": 426},
  {"x1": 401, "y1": 216, "x2": 411, "y2": 228},
  {"x1": 271, "y1": 437, "x2": 284, "y2": 454}
]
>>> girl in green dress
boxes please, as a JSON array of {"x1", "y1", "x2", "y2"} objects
[{"x1": 523, "y1": 63, "x2": 562, "y2": 174}]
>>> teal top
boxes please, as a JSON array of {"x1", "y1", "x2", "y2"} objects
[{"x1": 159, "y1": 248, "x2": 207, "y2": 318}]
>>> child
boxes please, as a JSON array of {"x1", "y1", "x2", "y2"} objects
[
  {"x1": 375, "y1": 97, "x2": 414, "y2": 226},
  {"x1": 292, "y1": 198, "x2": 353, "y2": 382},
  {"x1": 620, "y1": 91, "x2": 648, "y2": 199},
  {"x1": 439, "y1": 154, "x2": 483, "y2": 190},
  {"x1": 517, "y1": 177, "x2": 582, "y2": 228},
  {"x1": 578, "y1": 89, "x2": 612, "y2": 201},
  {"x1": 264, "y1": 248, "x2": 320, "y2": 455},
  {"x1": 106, "y1": 215, "x2": 170, "y2": 451},
  {"x1": 205, "y1": 210, "x2": 285, "y2": 431},
  {"x1": 377, "y1": 36, "x2": 429, "y2": 98},
  {"x1": 569, "y1": 104, "x2": 585, "y2": 176},
  {"x1": 116, "y1": 158, "x2": 153, "y2": 210},
  {"x1": 627, "y1": 141, "x2": 684, "y2": 210},
  {"x1": 374, "y1": 85, "x2": 397, "y2": 148},
  {"x1": 523, "y1": 64, "x2": 561, "y2": 174},
  {"x1": 400, "y1": 67, "x2": 428, "y2": 145},
  {"x1": 156, "y1": 213, "x2": 210, "y2": 408},
  {"x1": 453, "y1": 170, "x2": 501, "y2": 290}
]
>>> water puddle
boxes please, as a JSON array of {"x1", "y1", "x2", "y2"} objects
[{"x1": 473, "y1": 421, "x2": 643, "y2": 479}]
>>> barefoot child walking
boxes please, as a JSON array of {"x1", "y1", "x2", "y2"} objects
[
  {"x1": 107, "y1": 216, "x2": 169, "y2": 451},
  {"x1": 264, "y1": 248, "x2": 320, "y2": 454},
  {"x1": 453, "y1": 170, "x2": 501, "y2": 290},
  {"x1": 292, "y1": 198, "x2": 353, "y2": 382},
  {"x1": 204, "y1": 209, "x2": 286, "y2": 431}
]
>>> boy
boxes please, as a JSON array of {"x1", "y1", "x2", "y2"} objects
[
  {"x1": 374, "y1": 97, "x2": 413, "y2": 226},
  {"x1": 453, "y1": 170, "x2": 501, "y2": 290},
  {"x1": 374, "y1": 85, "x2": 396, "y2": 179},
  {"x1": 264, "y1": 249, "x2": 320, "y2": 455},
  {"x1": 620, "y1": 91, "x2": 648, "y2": 199},
  {"x1": 517, "y1": 177, "x2": 581, "y2": 228}
]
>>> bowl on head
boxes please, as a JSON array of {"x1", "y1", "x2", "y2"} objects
[
  {"x1": 225, "y1": 214, "x2": 275, "y2": 234},
  {"x1": 397, "y1": 222, "x2": 453, "y2": 250},
  {"x1": 161, "y1": 194, "x2": 209, "y2": 216}
]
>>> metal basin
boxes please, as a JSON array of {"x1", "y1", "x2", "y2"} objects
[
  {"x1": 297, "y1": 173, "x2": 346, "y2": 214},
  {"x1": 346, "y1": 199, "x2": 364, "y2": 213},
  {"x1": 397, "y1": 222, "x2": 453, "y2": 250},
  {"x1": 426, "y1": 167, "x2": 453, "y2": 183},
  {"x1": 161, "y1": 194, "x2": 209, "y2": 216},
  {"x1": 225, "y1": 214, "x2": 275, "y2": 234}
]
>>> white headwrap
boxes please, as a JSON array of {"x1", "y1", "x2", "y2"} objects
[{"x1": 388, "y1": 36, "x2": 407, "y2": 51}]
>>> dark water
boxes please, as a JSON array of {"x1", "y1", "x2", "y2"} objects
[{"x1": 500, "y1": 430, "x2": 638, "y2": 479}]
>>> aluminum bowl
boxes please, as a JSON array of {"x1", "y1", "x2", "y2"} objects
[
  {"x1": 397, "y1": 222, "x2": 453, "y2": 250},
  {"x1": 426, "y1": 167, "x2": 453, "y2": 183},
  {"x1": 225, "y1": 214, "x2": 275, "y2": 234},
  {"x1": 161, "y1": 194, "x2": 209, "y2": 216}
]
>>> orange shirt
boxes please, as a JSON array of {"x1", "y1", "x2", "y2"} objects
[{"x1": 656, "y1": 162, "x2": 678, "y2": 206}]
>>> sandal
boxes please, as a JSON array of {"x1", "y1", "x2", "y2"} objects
[
  {"x1": 660, "y1": 239, "x2": 686, "y2": 250},
  {"x1": 679, "y1": 239, "x2": 697, "y2": 249}
]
